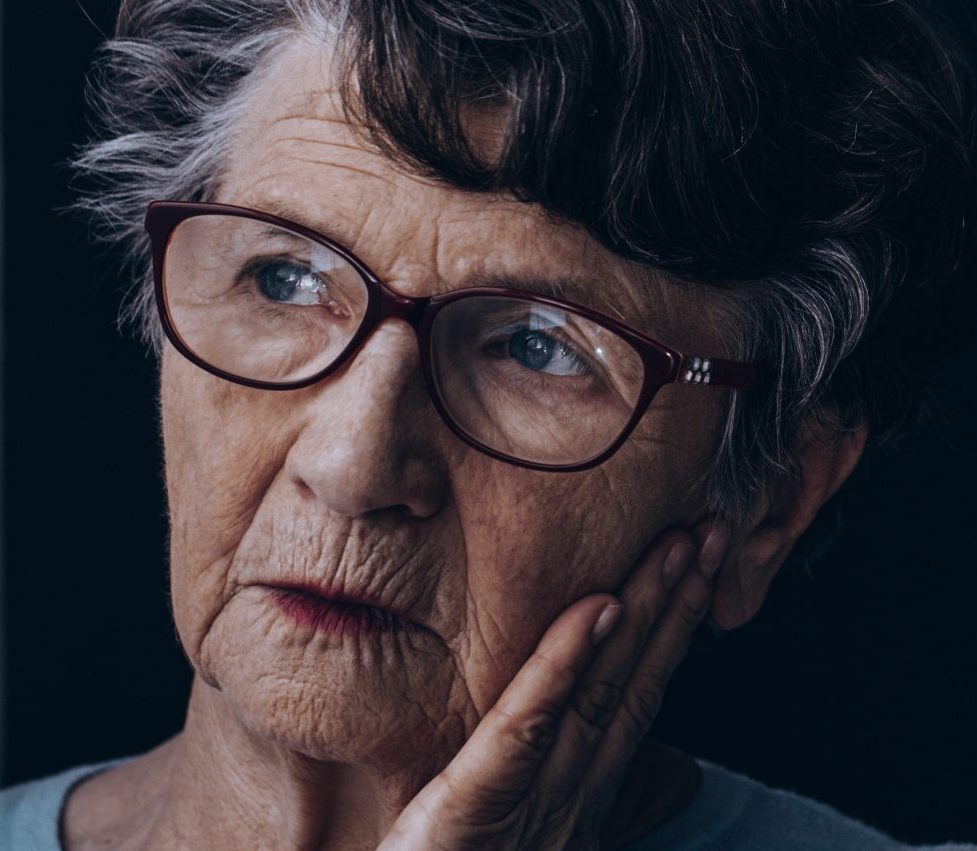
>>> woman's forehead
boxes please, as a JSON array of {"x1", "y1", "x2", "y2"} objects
[{"x1": 219, "y1": 38, "x2": 676, "y2": 327}]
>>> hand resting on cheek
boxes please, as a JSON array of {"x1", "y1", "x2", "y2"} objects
[{"x1": 377, "y1": 518, "x2": 730, "y2": 851}]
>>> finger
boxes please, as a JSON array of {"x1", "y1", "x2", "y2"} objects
[
  {"x1": 586, "y1": 520, "x2": 729, "y2": 786},
  {"x1": 533, "y1": 530, "x2": 697, "y2": 793},
  {"x1": 431, "y1": 593, "x2": 623, "y2": 825},
  {"x1": 615, "y1": 520, "x2": 726, "y2": 739}
]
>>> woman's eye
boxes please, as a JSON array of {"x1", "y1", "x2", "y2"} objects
[
  {"x1": 254, "y1": 261, "x2": 325, "y2": 305},
  {"x1": 489, "y1": 329, "x2": 591, "y2": 377}
]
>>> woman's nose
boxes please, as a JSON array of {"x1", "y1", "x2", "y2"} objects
[{"x1": 284, "y1": 321, "x2": 450, "y2": 519}]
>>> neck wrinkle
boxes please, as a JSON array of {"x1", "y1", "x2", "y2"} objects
[{"x1": 141, "y1": 675, "x2": 400, "y2": 851}]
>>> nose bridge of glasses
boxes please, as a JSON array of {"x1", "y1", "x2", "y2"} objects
[{"x1": 373, "y1": 276, "x2": 431, "y2": 329}]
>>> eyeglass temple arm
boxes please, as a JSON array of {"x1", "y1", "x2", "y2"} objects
[{"x1": 673, "y1": 355, "x2": 755, "y2": 388}]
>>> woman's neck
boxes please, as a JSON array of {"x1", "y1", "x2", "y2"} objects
[
  {"x1": 63, "y1": 679, "x2": 402, "y2": 850},
  {"x1": 62, "y1": 676, "x2": 701, "y2": 850}
]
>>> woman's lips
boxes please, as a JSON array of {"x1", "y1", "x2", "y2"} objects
[{"x1": 263, "y1": 584, "x2": 419, "y2": 636}]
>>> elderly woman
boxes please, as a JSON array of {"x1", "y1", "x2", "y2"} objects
[{"x1": 3, "y1": 0, "x2": 976, "y2": 848}]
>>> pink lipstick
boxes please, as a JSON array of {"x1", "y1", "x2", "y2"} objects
[{"x1": 263, "y1": 583, "x2": 417, "y2": 636}]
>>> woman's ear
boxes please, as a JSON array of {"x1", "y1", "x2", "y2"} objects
[{"x1": 709, "y1": 420, "x2": 869, "y2": 630}]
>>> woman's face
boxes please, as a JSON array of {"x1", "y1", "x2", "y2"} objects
[{"x1": 161, "y1": 40, "x2": 730, "y2": 785}]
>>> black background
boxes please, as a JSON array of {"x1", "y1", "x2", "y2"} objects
[{"x1": 2, "y1": 1, "x2": 976, "y2": 845}]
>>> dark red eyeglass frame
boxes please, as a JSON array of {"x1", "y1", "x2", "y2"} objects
[{"x1": 145, "y1": 200, "x2": 754, "y2": 472}]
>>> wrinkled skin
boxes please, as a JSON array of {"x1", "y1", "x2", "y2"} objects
[
  {"x1": 178, "y1": 35, "x2": 718, "y2": 756},
  {"x1": 60, "y1": 35, "x2": 865, "y2": 851}
]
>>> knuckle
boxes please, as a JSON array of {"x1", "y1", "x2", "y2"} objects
[
  {"x1": 501, "y1": 705, "x2": 562, "y2": 753},
  {"x1": 622, "y1": 680, "x2": 665, "y2": 735},
  {"x1": 440, "y1": 770, "x2": 523, "y2": 828},
  {"x1": 571, "y1": 680, "x2": 623, "y2": 729},
  {"x1": 675, "y1": 589, "x2": 709, "y2": 627},
  {"x1": 639, "y1": 660, "x2": 671, "y2": 695}
]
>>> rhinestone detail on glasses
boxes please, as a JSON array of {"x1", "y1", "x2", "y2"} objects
[{"x1": 681, "y1": 356, "x2": 712, "y2": 384}]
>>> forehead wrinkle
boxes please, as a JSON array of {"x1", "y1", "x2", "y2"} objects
[
  {"x1": 224, "y1": 184, "x2": 668, "y2": 327},
  {"x1": 227, "y1": 179, "x2": 370, "y2": 252},
  {"x1": 427, "y1": 207, "x2": 668, "y2": 325},
  {"x1": 259, "y1": 122, "x2": 436, "y2": 193},
  {"x1": 250, "y1": 60, "x2": 343, "y2": 119},
  {"x1": 275, "y1": 136, "x2": 374, "y2": 157},
  {"x1": 229, "y1": 56, "x2": 675, "y2": 330},
  {"x1": 259, "y1": 111, "x2": 349, "y2": 131},
  {"x1": 288, "y1": 156, "x2": 402, "y2": 190}
]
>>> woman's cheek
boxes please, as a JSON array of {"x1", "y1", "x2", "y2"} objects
[
  {"x1": 445, "y1": 463, "x2": 619, "y2": 711},
  {"x1": 160, "y1": 353, "x2": 295, "y2": 666}
]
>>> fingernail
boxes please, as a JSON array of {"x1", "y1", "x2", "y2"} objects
[
  {"x1": 662, "y1": 543, "x2": 696, "y2": 591},
  {"x1": 591, "y1": 603, "x2": 624, "y2": 646},
  {"x1": 699, "y1": 524, "x2": 730, "y2": 578}
]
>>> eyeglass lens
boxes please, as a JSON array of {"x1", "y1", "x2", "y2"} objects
[
  {"x1": 162, "y1": 214, "x2": 647, "y2": 466},
  {"x1": 429, "y1": 297, "x2": 644, "y2": 465}
]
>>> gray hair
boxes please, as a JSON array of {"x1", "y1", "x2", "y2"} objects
[{"x1": 74, "y1": 0, "x2": 977, "y2": 535}]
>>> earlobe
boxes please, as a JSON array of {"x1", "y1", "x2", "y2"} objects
[
  {"x1": 709, "y1": 525, "x2": 790, "y2": 630},
  {"x1": 708, "y1": 421, "x2": 869, "y2": 630}
]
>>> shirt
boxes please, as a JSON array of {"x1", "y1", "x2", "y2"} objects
[{"x1": 1, "y1": 755, "x2": 974, "y2": 850}]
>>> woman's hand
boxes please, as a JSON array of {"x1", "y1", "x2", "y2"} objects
[{"x1": 376, "y1": 521, "x2": 730, "y2": 851}]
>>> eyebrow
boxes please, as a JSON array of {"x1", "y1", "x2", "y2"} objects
[
  {"x1": 471, "y1": 273, "x2": 647, "y2": 324},
  {"x1": 240, "y1": 197, "x2": 359, "y2": 253},
  {"x1": 236, "y1": 196, "x2": 656, "y2": 324}
]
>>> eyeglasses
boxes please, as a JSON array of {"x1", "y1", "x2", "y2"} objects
[{"x1": 145, "y1": 201, "x2": 754, "y2": 472}]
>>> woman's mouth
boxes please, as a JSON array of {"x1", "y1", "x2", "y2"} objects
[{"x1": 263, "y1": 584, "x2": 419, "y2": 636}]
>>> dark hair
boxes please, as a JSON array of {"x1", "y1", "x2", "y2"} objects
[{"x1": 76, "y1": 0, "x2": 977, "y2": 525}]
